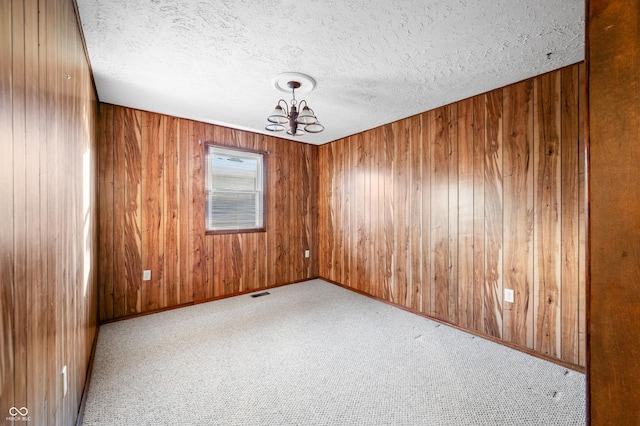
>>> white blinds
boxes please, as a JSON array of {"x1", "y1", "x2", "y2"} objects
[{"x1": 206, "y1": 145, "x2": 264, "y2": 232}]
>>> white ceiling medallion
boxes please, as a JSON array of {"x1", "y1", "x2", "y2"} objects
[{"x1": 271, "y1": 72, "x2": 317, "y2": 95}]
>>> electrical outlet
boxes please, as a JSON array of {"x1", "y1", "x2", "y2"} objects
[
  {"x1": 304, "y1": 250, "x2": 310, "y2": 258},
  {"x1": 504, "y1": 288, "x2": 514, "y2": 303},
  {"x1": 62, "y1": 365, "x2": 68, "y2": 397},
  {"x1": 143, "y1": 270, "x2": 151, "y2": 281}
]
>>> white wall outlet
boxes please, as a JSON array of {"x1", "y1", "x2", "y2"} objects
[
  {"x1": 62, "y1": 365, "x2": 68, "y2": 397},
  {"x1": 304, "y1": 250, "x2": 310, "y2": 258},
  {"x1": 504, "y1": 288, "x2": 514, "y2": 303},
  {"x1": 143, "y1": 270, "x2": 151, "y2": 281}
]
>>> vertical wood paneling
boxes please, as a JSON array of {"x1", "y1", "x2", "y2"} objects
[
  {"x1": 189, "y1": 121, "x2": 205, "y2": 301},
  {"x1": 307, "y1": 140, "x2": 319, "y2": 279},
  {"x1": 371, "y1": 127, "x2": 383, "y2": 299},
  {"x1": 164, "y1": 116, "x2": 181, "y2": 307},
  {"x1": 472, "y1": 94, "x2": 486, "y2": 333},
  {"x1": 0, "y1": 0, "x2": 15, "y2": 416},
  {"x1": 382, "y1": 125, "x2": 394, "y2": 300},
  {"x1": 458, "y1": 98, "x2": 475, "y2": 329},
  {"x1": 124, "y1": 108, "x2": 142, "y2": 314},
  {"x1": 503, "y1": 80, "x2": 534, "y2": 348},
  {"x1": 268, "y1": 140, "x2": 286, "y2": 285},
  {"x1": 484, "y1": 89, "x2": 503, "y2": 338},
  {"x1": 355, "y1": 133, "x2": 367, "y2": 293},
  {"x1": 11, "y1": 2, "x2": 30, "y2": 407},
  {"x1": 430, "y1": 108, "x2": 449, "y2": 320},
  {"x1": 421, "y1": 113, "x2": 432, "y2": 315},
  {"x1": 341, "y1": 135, "x2": 351, "y2": 287},
  {"x1": 1, "y1": 0, "x2": 99, "y2": 423},
  {"x1": 318, "y1": 66, "x2": 584, "y2": 367},
  {"x1": 26, "y1": 0, "x2": 47, "y2": 415},
  {"x1": 533, "y1": 72, "x2": 561, "y2": 358},
  {"x1": 448, "y1": 105, "x2": 459, "y2": 324},
  {"x1": 577, "y1": 62, "x2": 586, "y2": 367},
  {"x1": 12, "y1": 0, "x2": 29, "y2": 409},
  {"x1": 141, "y1": 111, "x2": 165, "y2": 311},
  {"x1": 98, "y1": 110, "x2": 319, "y2": 321},
  {"x1": 560, "y1": 65, "x2": 580, "y2": 365},
  {"x1": 44, "y1": 2, "x2": 62, "y2": 421},
  {"x1": 408, "y1": 115, "x2": 423, "y2": 311},
  {"x1": 98, "y1": 104, "x2": 114, "y2": 320},
  {"x1": 393, "y1": 120, "x2": 409, "y2": 305},
  {"x1": 112, "y1": 106, "x2": 126, "y2": 317}
]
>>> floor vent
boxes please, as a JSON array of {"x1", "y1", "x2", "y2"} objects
[{"x1": 250, "y1": 291, "x2": 270, "y2": 298}]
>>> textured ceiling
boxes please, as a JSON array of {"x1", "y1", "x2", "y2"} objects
[{"x1": 76, "y1": 0, "x2": 584, "y2": 145}]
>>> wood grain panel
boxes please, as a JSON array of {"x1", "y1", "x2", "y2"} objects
[
  {"x1": 577, "y1": 62, "x2": 586, "y2": 368},
  {"x1": 408, "y1": 115, "x2": 423, "y2": 311},
  {"x1": 368, "y1": 129, "x2": 380, "y2": 294},
  {"x1": 189, "y1": 121, "x2": 206, "y2": 301},
  {"x1": 370, "y1": 127, "x2": 384, "y2": 299},
  {"x1": 2, "y1": 0, "x2": 99, "y2": 423},
  {"x1": 533, "y1": 71, "x2": 561, "y2": 358},
  {"x1": 484, "y1": 89, "x2": 503, "y2": 338},
  {"x1": 141, "y1": 111, "x2": 165, "y2": 311},
  {"x1": 11, "y1": 2, "x2": 32, "y2": 407},
  {"x1": 448, "y1": 105, "x2": 459, "y2": 324},
  {"x1": 458, "y1": 98, "x2": 475, "y2": 329},
  {"x1": 98, "y1": 104, "x2": 114, "y2": 320},
  {"x1": 178, "y1": 117, "x2": 192, "y2": 304},
  {"x1": 430, "y1": 108, "x2": 449, "y2": 320},
  {"x1": 393, "y1": 119, "x2": 409, "y2": 306},
  {"x1": 12, "y1": 0, "x2": 29, "y2": 410},
  {"x1": 112, "y1": 106, "x2": 126, "y2": 317},
  {"x1": 382, "y1": 124, "x2": 394, "y2": 300},
  {"x1": 124, "y1": 108, "x2": 142, "y2": 314},
  {"x1": 307, "y1": 141, "x2": 319, "y2": 279},
  {"x1": 25, "y1": 1, "x2": 46, "y2": 419},
  {"x1": 164, "y1": 116, "x2": 181, "y2": 307},
  {"x1": 0, "y1": 0, "x2": 15, "y2": 415},
  {"x1": 588, "y1": 1, "x2": 640, "y2": 421},
  {"x1": 503, "y1": 80, "x2": 534, "y2": 348},
  {"x1": 420, "y1": 113, "x2": 432, "y2": 315},
  {"x1": 472, "y1": 94, "x2": 486, "y2": 333},
  {"x1": 268, "y1": 140, "x2": 286, "y2": 285},
  {"x1": 560, "y1": 65, "x2": 580, "y2": 365},
  {"x1": 44, "y1": 2, "x2": 62, "y2": 421}
]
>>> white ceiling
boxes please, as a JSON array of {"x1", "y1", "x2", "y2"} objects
[{"x1": 76, "y1": 0, "x2": 584, "y2": 145}]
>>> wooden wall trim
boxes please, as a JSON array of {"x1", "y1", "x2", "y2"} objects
[{"x1": 587, "y1": 0, "x2": 640, "y2": 423}]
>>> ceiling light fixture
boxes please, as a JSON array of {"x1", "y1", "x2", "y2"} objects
[{"x1": 265, "y1": 72, "x2": 324, "y2": 136}]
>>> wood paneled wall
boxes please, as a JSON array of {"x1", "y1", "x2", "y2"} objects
[
  {"x1": 1, "y1": 0, "x2": 98, "y2": 424},
  {"x1": 588, "y1": 0, "x2": 640, "y2": 422},
  {"x1": 318, "y1": 63, "x2": 586, "y2": 367},
  {"x1": 97, "y1": 106, "x2": 319, "y2": 321}
]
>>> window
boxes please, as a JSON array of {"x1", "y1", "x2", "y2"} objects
[{"x1": 205, "y1": 145, "x2": 265, "y2": 233}]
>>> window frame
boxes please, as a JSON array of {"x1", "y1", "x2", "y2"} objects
[{"x1": 204, "y1": 143, "x2": 267, "y2": 235}]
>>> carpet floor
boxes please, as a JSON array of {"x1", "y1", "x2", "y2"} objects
[{"x1": 82, "y1": 279, "x2": 585, "y2": 425}]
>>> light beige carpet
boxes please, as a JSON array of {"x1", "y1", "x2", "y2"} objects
[{"x1": 82, "y1": 279, "x2": 585, "y2": 425}]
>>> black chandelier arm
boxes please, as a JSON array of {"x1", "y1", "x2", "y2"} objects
[{"x1": 277, "y1": 99, "x2": 289, "y2": 115}]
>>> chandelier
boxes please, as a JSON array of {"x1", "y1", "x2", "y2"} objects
[{"x1": 265, "y1": 73, "x2": 324, "y2": 136}]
